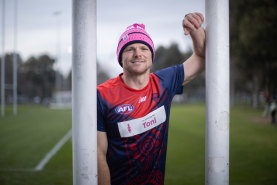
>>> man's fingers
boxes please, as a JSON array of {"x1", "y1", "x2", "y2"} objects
[
  {"x1": 183, "y1": 12, "x2": 204, "y2": 35},
  {"x1": 191, "y1": 13, "x2": 203, "y2": 28},
  {"x1": 184, "y1": 29, "x2": 190, "y2": 35},
  {"x1": 183, "y1": 19, "x2": 196, "y2": 35},
  {"x1": 185, "y1": 14, "x2": 200, "y2": 29},
  {"x1": 194, "y1": 12, "x2": 204, "y2": 22},
  {"x1": 183, "y1": 16, "x2": 197, "y2": 31}
]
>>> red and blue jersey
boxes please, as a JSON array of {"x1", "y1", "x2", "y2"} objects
[{"x1": 97, "y1": 64, "x2": 184, "y2": 185}]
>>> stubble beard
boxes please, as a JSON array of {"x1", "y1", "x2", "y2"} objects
[{"x1": 123, "y1": 60, "x2": 151, "y2": 76}]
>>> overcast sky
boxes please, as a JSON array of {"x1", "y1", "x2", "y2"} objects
[{"x1": 2, "y1": 0, "x2": 205, "y2": 77}]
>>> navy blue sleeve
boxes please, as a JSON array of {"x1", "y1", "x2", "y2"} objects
[
  {"x1": 154, "y1": 64, "x2": 184, "y2": 95},
  {"x1": 97, "y1": 90, "x2": 106, "y2": 132}
]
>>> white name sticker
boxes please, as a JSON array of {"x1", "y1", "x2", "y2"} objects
[{"x1": 118, "y1": 106, "x2": 166, "y2": 138}]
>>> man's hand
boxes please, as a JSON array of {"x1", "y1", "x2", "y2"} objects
[
  {"x1": 182, "y1": 12, "x2": 204, "y2": 35},
  {"x1": 182, "y1": 12, "x2": 206, "y2": 86}
]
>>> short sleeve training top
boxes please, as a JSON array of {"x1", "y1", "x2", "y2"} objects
[{"x1": 97, "y1": 64, "x2": 184, "y2": 185}]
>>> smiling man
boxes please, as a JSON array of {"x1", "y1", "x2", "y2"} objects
[{"x1": 97, "y1": 12, "x2": 206, "y2": 185}]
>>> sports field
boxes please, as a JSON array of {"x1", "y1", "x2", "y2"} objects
[{"x1": 0, "y1": 104, "x2": 277, "y2": 185}]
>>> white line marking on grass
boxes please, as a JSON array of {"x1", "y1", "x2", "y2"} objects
[{"x1": 34, "y1": 129, "x2": 72, "y2": 171}]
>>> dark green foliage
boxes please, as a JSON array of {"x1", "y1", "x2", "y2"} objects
[
  {"x1": 152, "y1": 43, "x2": 191, "y2": 72},
  {"x1": 230, "y1": 0, "x2": 277, "y2": 100}
]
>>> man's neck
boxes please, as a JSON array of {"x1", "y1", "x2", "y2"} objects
[{"x1": 121, "y1": 72, "x2": 150, "y2": 90}]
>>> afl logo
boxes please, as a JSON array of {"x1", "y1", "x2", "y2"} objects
[
  {"x1": 115, "y1": 104, "x2": 134, "y2": 114},
  {"x1": 122, "y1": 34, "x2": 129, "y2": 41}
]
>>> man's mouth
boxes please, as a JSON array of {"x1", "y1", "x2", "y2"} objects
[{"x1": 131, "y1": 60, "x2": 144, "y2": 64}]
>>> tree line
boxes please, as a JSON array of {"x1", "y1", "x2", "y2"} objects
[
  {"x1": 0, "y1": 53, "x2": 109, "y2": 105},
  {"x1": 230, "y1": 0, "x2": 277, "y2": 108},
  {"x1": 1, "y1": 54, "x2": 60, "y2": 104},
  {"x1": 152, "y1": 43, "x2": 205, "y2": 103},
  {"x1": 153, "y1": 0, "x2": 277, "y2": 107}
]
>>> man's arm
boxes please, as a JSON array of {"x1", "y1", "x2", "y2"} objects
[
  {"x1": 182, "y1": 12, "x2": 206, "y2": 85},
  {"x1": 98, "y1": 131, "x2": 111, "y2": 185}
]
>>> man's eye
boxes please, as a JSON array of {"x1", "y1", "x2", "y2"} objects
[{"x1": 126, "y1": 48, "x2": 133, "y2": 51}]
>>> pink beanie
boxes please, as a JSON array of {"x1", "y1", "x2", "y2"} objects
[{"x1": 117, "y1": 23, "x2": 155, "y2": 67}]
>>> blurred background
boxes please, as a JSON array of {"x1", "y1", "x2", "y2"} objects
[
  {"x1": 1, "y1": 0, "x2": 276, "y2": 108},
  {"x1": 0, "y1": 0, "x2": 277, "y2": 185}
]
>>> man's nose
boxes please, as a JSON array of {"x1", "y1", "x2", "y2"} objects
[{"x1": 134, "y1": 48, "x2": 142, "y2": 57}]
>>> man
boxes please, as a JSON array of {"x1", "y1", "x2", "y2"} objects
[{"x1": 97, "y1": 12, "x2": 205, "y2": 185}]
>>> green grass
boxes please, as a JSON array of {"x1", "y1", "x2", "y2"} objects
[
  {"x1": 0, "y1": 105, "x2": 72, "y2": 185},
  {"x1": 165, "y1": 104, "x2": 206, "y2": 185},
  {"x1": 0, "y1": 104, "x2": 277, "y2": 185},
  {"x1": 165, "y1": 104, "x2": 277, "y2": 185},
  {"x1": 229, "y1": 106, "x2": 277, "y2": 185}
]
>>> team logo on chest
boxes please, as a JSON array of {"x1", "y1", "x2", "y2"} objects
[
  {"x1": 138, "y1": 96, "x2": 147, "y2": 103},
  {"x1": 115, "y1": 104, "x2": 134, "y2": 114}
]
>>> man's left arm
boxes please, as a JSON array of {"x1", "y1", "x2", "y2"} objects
[{"x1": 182, "y1": 12, "x2": 206, "y2": 85}]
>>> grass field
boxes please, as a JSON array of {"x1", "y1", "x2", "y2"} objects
[
  {"x1": 0, "y1": 105, "x2": 72, "y2": 185},
  {"x1": 0, "y1": 104, "x2": 277, "y2": 185}
]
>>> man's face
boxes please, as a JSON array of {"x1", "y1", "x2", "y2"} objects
[{"x1": 121, "y1": 43, "x2": 152, "y2": 75}]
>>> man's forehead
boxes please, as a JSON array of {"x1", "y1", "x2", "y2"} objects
[{"x1": 125, "y1": 43, "x2": 148, "y2": 49}]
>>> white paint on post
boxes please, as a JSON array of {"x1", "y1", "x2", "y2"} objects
[
  {"x1": 205, "y1": 0, "x2": 229, "y2": 185},
  {"x1": 72, "y1": 0, "x2": 97, "y2": 184},
  {"x1": 1, "y1": 0, "x2": 6, "y2": 118},
  {"x1": 13, "y1": 0, "x2": 18, "y2": 115}
]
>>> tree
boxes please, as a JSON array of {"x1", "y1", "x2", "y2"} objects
[
  {"x1": 18, "y1": 54, "x2": 56, "y2": 101},
  {"x1": 152, "y1": 43, "x2": 204, "y2": 102},
  {"x1": 152, "y1": 43, "x2": 188, "y2": 71},
  {"x1": 230, "y1": 0, "x2": 277, "y2": 107}
]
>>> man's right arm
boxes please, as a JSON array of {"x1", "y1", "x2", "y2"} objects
[
  {"x1": 98, "y1": 131, "x2": 111, "y2": 185},
  {"x1": 182, "y1": 12, "x2": 206, "y2": 85}
]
